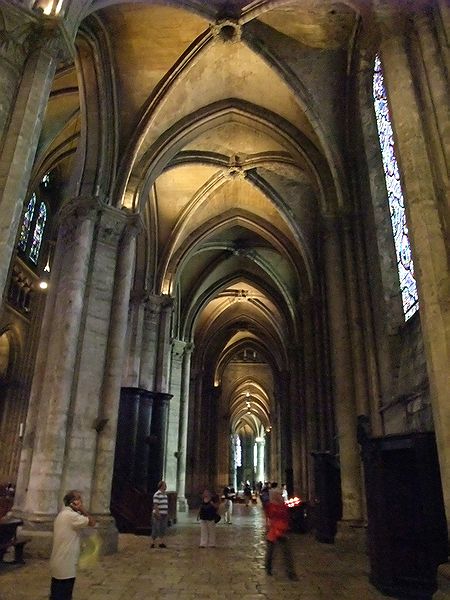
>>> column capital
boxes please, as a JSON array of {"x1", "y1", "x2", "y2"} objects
[
  {"x1": 97, "y1": 205, "x2": 133, "y2": 247},
  {"x1": 171, "y1": 338, "x2": 187, "y2": 361},
  {"x1": 144, "y1": 293, "x2": 173, "y2": 313},
  {"x1": 372, "y1": 0, "x2": 419, "y2": 38},
  {"x1": 0, "y1": 5, "x2": 76, "y2": 71},
  {"x1": 121, "y1": 212, "x2": 144, "y2": 245},
  {"x1": 30, "y1": 20, "x2": 72, "y2": 60},
  {"x1": 0, "y1": 5, "x2": 36, "y2": 72},
  {"x1": 57, "y1": 195, "x2": 102, "y2": 225},
  {"x1": 55, "y1": 196, "x2": 100, "y2": 246}
]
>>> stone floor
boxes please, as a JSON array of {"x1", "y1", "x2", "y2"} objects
[{"x1": 0, "y1": 504, "x2": 449, "y2": 600}]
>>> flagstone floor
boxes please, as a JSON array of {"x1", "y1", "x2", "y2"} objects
[{"x1": 1, "y1": 504, "x2": 449, "y2": 600}]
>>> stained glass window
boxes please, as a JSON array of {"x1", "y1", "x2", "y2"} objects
[
  {"x1": 29, "y1": 202, "x2": 47, "y2": 264},
  {"x1": 373, "y1": 55, "x2": 419, "y2": 321},
  {"x1": 18, "y1": 194, "x2": 36, "y2": 252},
  {"x1": 18, "y1": 173, "x2": 50, "y2": 264}
]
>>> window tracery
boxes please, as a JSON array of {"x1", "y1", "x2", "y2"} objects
[
  {"x1": 29, "y1": 202, "x2": 47, "y2": 264},
  {"x1": 17, "y1": 174, "x2": 49, "y2": 265},
  {"x1": 18, "y1": 194, "x2": 36, "y2": 253},
  {"x1": 373, "y1": 55, "x2": 419, "y2": 321}
]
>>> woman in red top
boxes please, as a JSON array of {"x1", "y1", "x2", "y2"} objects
[{"x1": 265, "y1": 490, "x2": 298, "y2": 580}]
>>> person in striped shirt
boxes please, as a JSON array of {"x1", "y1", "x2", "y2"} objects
[{"x1": 151, "y1": 481, "x2": 169, "y2": 548}]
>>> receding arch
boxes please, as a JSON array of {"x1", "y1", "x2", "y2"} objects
[
  {"x1": 159, "y1": 207, "x2": 310, "y2": 298},
  {"x1": 117, "y1": 99, "x2": 336, "y2": 214}
]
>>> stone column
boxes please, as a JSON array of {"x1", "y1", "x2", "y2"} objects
[
  {"x1": 256, "y1": 437, "x2": 265, "y2": 483},
  {"x1": 90, "y1": 215, "x2": 141, "y2": 553},
  {"x1": 299, "y1": 300, "x2": 319, "y2": 499},
  {"x1": 413, "y1": 6, "x2": 449, "y2": 216},
  {"x1": 323, "y1": 215, "x2": 363, "y2": 522},
  {"x1": 166, "y1": 339, "x2": 185, "y2": 491},
  {"x1": 14, "y1": 197, "x2": 99, "y2": 554},
  {"x1": 133, "y1": 390, "x2": 153, "y2": 491},
  {"x1": 122, "y1": 293, "x2": 145, "y2": 387},
  {"x1": 139, "y1": 295, "x2": 164, "y2": 390},
  {"x1": 147, "y1": 392, "x2": 171, "y2": 496},
  {"x1": 229, "y1": 434, "x2": 236, "y2": 489},
  {"x1": 341, "y1": 216, "x2": 369, "y2": 417},
  {"x1": 59, "y1": 206, "x2": 132, "y2": 500},
  {"x1": 375, "y1": 0, "x2": 450, "y2": 530},
  {"x1": 155, "y1": 299, "x2": 173, "y2": 393},
  {"x1": 0, "y1": 15, "x2": 70, "y2": 301},
  {"x1": 176, "y1": 342, "x2": 193, "y2": 511},
  {"x1": 278, "y1": 370, "x2": 293, "y2": 490},
  {"x1": 189, "y1": 366, "x2": 206, "y2": 499}
]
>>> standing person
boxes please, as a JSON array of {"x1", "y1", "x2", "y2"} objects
[
  {"x1": 265, "y1": 489, "x2": 297, "y2": 581},
  {"x1": 260, "y1": 481, "x2": 270, "y2": 509},
  {"x1": 198, "y1": 490, "x2": 220, "y2": 547},
  {"x1": 49, "y1": 490, "x2": 96, "y2": 600},
  {"x1": 151, "y1": 480, "x2": 169, "y2": 548},
  {"x1": 243, "y1": 481, "x2": 252, "y2": 507},
  {"x1": 222, "y1": 485, "x2": 234, "y2": 524}
]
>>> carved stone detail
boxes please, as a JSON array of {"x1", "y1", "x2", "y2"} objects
[
  {"x1": 210, "y1": 19, "x2": 242, "y2": 44},
  {"x1": 32, "y1": 18, "x2": 73, "y2": 64},
  {"x1": 171, "y1": 339, "x2": 188, "y2": 362},
  {"x1": 56, "y1": 196, "x2": 102, "y2": 245},
  {"x1": 97, "y1": 207, "x2": 129, "y2": 248},
  {"x1": 0, "y1": 5, "x2": 74, "y2": 73},
  {"x1": 0, "y1": 6, "x2": 34, "y2": 71},
  {"x1": 223, "y1": 153, "x2": 247, "y2": 180}
]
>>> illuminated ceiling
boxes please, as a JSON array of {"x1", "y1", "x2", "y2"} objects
[{"x1": 36, "y1": 0, "x2": 360, "y2": 426}]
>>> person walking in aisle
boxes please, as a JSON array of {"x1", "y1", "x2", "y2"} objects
[
  {"x1": 151, "y1": 481, "x2": 169, "y2": 548},
  {"x1": 198, "y1": 489, "x2": 220, "y2": 547},
  {"x1": 222, "y1": 484, "x2": 234, "y2": 524},
  {"x1": 265, "y1": 489, "x2": 298, "y2": 581}
]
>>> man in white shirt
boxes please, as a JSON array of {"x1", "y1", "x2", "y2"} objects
[{"x1": 49, "y1": 490, "x2": 96, "y2": 600}]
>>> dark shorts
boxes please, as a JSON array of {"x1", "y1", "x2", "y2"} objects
[{"x1": 50, "y1": 577, "x2": 75, "y2": 600}]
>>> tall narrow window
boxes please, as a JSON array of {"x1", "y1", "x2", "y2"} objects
[
  {"x1": 373, "y1": 55, "x2": 419, "y2": 320},
  {"x1": 29, "y1": 202, "x2": 47, "y2": 264},
  {"x1": 18, "y1": 173, "x2": 50, "y2": 265},
  {"x1": 18, "y1": 194, "x2": 36, "y2": 252}
]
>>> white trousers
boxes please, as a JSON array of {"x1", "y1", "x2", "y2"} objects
[
  {"x1": 224, "y1": 500, "x2": 233, "y2": 523},
  {"x1": 200, "y1": 520, "x2": 216, "y2": 547}
]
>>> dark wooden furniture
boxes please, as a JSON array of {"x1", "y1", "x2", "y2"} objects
[
  {"x1": 311, "y1": 451, "x2": 342, "y2": 543},
  {"x1": 0, "y1": 517, "x2": 30, "y2": 564},
  {"x1": 111, "y1": 388, "x2": 172, "y2": 534},
  {"x1": 362, "y1": 432, "x2": 448, "y2": 600}
]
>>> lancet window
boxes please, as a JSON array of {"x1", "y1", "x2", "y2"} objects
[
  {"x1": 17, "y1": 175, "x2": 49, "y2": 265},
  {"x1": 373, "y1": 55, "x2": 419, "y2": 320}
]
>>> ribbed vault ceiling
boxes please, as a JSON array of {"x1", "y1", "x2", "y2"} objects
[{"x1": 35, "y1": 0, "x2": 360, "y2": 431}]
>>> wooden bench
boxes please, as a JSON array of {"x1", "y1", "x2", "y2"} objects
[{"x1": 0, "y1": 517, "x2": 30, "y2": 564}]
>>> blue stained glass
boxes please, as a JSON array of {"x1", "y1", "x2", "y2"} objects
[
  {"x1": 18, "y1": 194, "x2": 36, "y2": 252},
  {"x1": 373, "y1": 55, "x2": 419, "y2": 321},
  {"x1": 41, "y1": 172, "x2": 50, "y2": 187},
  {"x1": 29, "y1": 202, "x2": 47, "y2": 264}
]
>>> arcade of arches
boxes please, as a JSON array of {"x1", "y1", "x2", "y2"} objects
[{"x1": 0, "y1": 0, "x2": 449, "y2": 564}]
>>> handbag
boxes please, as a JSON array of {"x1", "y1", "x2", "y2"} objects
[{"x1": 214, "y1": 513, "x2": 221, "y2": 523}]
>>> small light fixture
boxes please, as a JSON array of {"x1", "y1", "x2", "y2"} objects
[{"x1": 39, "y1": 280, "x2": 48, "y2": 290}]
